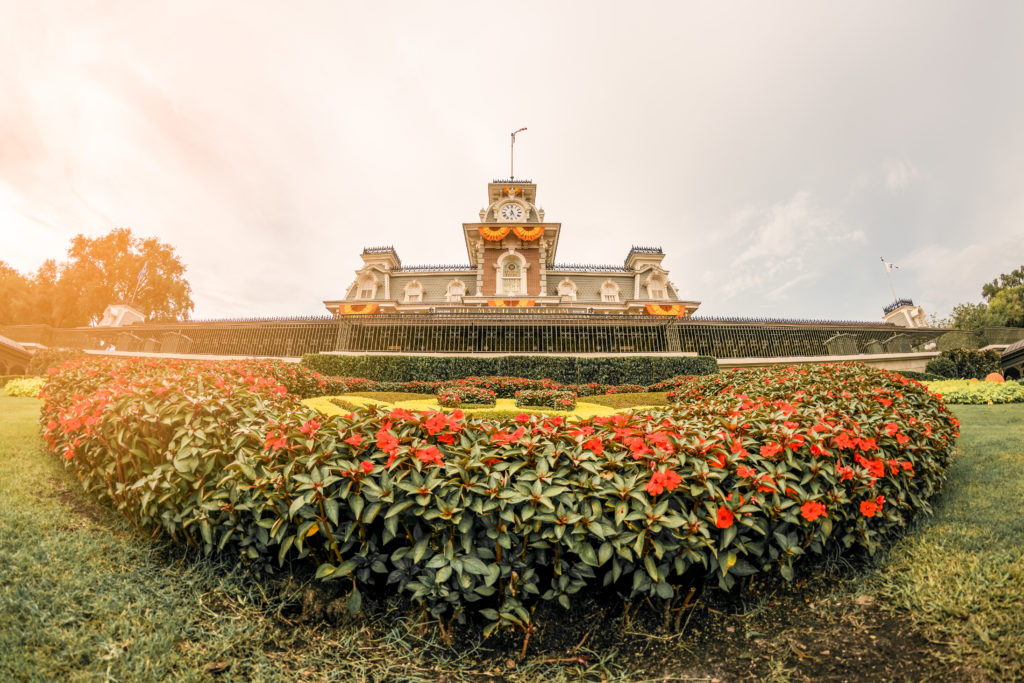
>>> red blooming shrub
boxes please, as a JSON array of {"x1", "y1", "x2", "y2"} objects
[
  {"x1": 40, "y1": 359, "x2": 957, "y2": 639},
  {"x1": 513, "y1": 389, "x2": 577, "y2": 411},
  {"x1": 436, "y1": 385, "x2": 497, "y2": 408}
]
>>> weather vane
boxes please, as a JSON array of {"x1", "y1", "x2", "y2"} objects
[{"x1": 510, "y1": 127, "x2": 527, "y2": 180}]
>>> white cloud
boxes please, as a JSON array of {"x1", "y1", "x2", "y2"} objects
[
  {"x1": 883, "y1": 158, "x2": 920, "y2": 194},
  {"x1": 713, "y1": 191, "x2": 866, "y2": 302}
]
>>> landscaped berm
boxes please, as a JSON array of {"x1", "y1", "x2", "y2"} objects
[{"x1": 1, "y1": 356, "x2": 1022, "y2": 681}]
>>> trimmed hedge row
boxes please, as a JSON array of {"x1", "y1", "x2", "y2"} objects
[
  {"x1": 301, "y1": 353, "x2": 718, "y2": 385},
  {"x1": 40, "y1": 357, "x2": 957, "y2": 638},
  {"x1": 437, "y1": 386, "x2": 496, "y2": 408}
]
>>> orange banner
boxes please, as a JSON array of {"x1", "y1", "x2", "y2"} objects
[
  {"x1": 488, "y1": 299, "x2": 536, "y2": 307},
  {"x1": 338, "y1": 303, "x2": 379, "y2": 315},
  {"x1": 479, "y1": 226, "x2": 510, "y2": 241},
  {"x1": 512, "y1": 226, "x2": 544, "y2": 241},
  {"x1": 645, "y1": 304, "x2": 685, "y2": 317}
]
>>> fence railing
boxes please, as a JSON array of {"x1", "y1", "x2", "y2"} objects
[{"x1": 1, "y1": 313, "x2": 954, "y2": 359}]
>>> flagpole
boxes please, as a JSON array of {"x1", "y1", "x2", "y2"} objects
[
  {"x1": 881, "y1": 257, "x2": 898, "y2": 302},
  {"x1": 510, "y1": 127, "x2": 526, "y2": 180}
]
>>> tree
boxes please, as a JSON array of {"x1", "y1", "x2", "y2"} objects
[
  {"x1": 54, "y1": 228, "x2": 194, "y2": 325},
  {"x1": 0, "y1": 261, "x2": 33, "y2": 326},
  {"x1": 0, "y1": 228, "x2": 194, "y2": 327},
  {"x1": 987, "y1": 286, "x2": 1024, "y2": 328},
  {"x1": 982, "y1": 265, "x2": 1024, "y2": 301},
  {"x1": 946, "y1": 301, "x2": 998, "y2": 331}
]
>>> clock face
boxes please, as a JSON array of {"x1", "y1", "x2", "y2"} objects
[{"x1": 499, "y1": 203, "x2": 525, "y2": 222}]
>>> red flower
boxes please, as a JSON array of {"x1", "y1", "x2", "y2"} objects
[
  {"x1": 436, "y1": 434, "x2": 455, "y2": 445},
  {"x1": 736, "y1": 465, "x2": 756, "y2": 479},
  {"x1": 360, "y1": 460, "x2": 374, "y2": 474},
  {"x1": 760, "y1": 442, "x2": 783, "y2": 459},
  {"x1": 645, "y1": 468, "x2": 683, "y2": 496},
  {"x1": 515, "y1": 413, "x2": 531, "y2": 424},
  {"x1": 800, "y1": 501, "x2": 827, "y2": 521},
  {"x1": 415, "y1": 446, "x2": 444, "y2": 467},
  {"x1": 375, "y1": 425, "x2": 399, "y2": 454},
  {"x1": 344, "y1": 434, "x2": 363, "y2": 447},
  {"x1": 492, "y1": 426, "x2": 525, "y2": 446},
  {"x1": 582, "y1": 437, "x2": 605, "y2": 455},
  {"x1": 263, "y1": 430, "x2": 288, "y2": 451},
  {"x1": 715, "y1": 507, "x2": 734, "y2": 529},
  {"x1": 884, "y1": 422, "x2": 899, "y2": 436},
  {"x1": 837, "y1": 465, "x2": 854, "y2": 481},
  {"x1": 860, "y1": 500, "x2": 878, "y2": 517},
  {"x1": 425, "y1": 413, "x2": 448, "y2": 436}
]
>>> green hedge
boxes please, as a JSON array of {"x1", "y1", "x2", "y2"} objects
[
  {"x1": 925, "y1": 348, "x2": 1002, "y2": 380},
  {"x1": 897, "y1": 370, "x2": 947, "y2": 382},
  {"x1": 26, "y1": 347, "x2": 86, "y2": 375},
  {"x1": 301, "y1": 354, "x2": 719, "y2": 385}
]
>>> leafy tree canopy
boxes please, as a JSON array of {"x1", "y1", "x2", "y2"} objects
[
  {"x1": 982, "y1": 264, "x2": 1024, "y2": 301},
  {"x1": 0, "y1": 228, "x2": 194, "y2": 327}
]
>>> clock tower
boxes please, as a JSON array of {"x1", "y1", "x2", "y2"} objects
[{"x1": 461, "y1": 180, "x2": 563, "y2": 302}]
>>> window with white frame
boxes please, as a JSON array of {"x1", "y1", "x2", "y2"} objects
[
  {"x1": 557, "y1": 279, "x2": 577, "y2": 302},
  {"x1": 403, "y1": 281, "x2": 423, "y2": 303},
  {"x1": 645, "y1": 273, "x2": 667, "y2": 300},
  {"x1": 446, "y1": 279, "x2": 466, "y2": 303},
  {"x1": 356, "y1": 273, "x2": 377, "y2": 299},
  {"x1": 600, "y1": 280, "x2": 620, "y2": 303}
]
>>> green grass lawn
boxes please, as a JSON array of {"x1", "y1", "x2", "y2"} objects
[
  {"x1": 868, "y1": 403, "x2": 1024, "y2": 679},
  {"x1": 1, "y1": 396, "x2": 1021, "y2": 680}
]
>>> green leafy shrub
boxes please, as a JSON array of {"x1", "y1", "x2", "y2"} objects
[
  {"x1": 301, "y1": 353, "x2": 718, "y2": 385},
  {"x1": 0, "y1": 374, "x2": 29, "y2": 388},
  {"x1": 3, "y1": 376, "x2": 45, "y2": 397},
  {"x1": 924, "y1": 379, "x2": 1024, "y2": 404},
  {"x1": 40, "y1": 358, "x2": 957, "y2": 639},
  {"x1": 514, "y1": 389, "x2": 577, "y2": 410},
  {"x1": 436, "y1": 386, "x2": 496, "y2": 408},
  {"x1": 925, "y1": 348, "x2": 1002, "y2": 379},
  {"x1": 897, "y1": 370, "x2": 946, "y2": 382},
  {"x1": 26, "y1": 348, "x2": 86, "y2": 375}
]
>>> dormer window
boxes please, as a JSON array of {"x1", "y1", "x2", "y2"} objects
[
  {"x1": 600, "y1": 281, "x2": 620, "y2": 303},
  {"x1": 645, "y1": 272, "x2": 668, "y2": 300},
  {"x1": 403, "y1": 281, "x2": 423, "y2": 303},
  {"x1": 557, "y1": 279, "x2": 577, "y2": 302},
  {"x1": 356, "y1": 272, "x2": 378, "y2": 300},
  {"x1": 446, "y1": 279, "x2": 466, "y2": 303}
]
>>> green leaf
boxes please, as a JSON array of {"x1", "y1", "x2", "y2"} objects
[
  {"x1": 324, "y1": 498, "x2": 339, "y2": 526},
  {"x1": 347, "y1": 587, "x2": 362, "y2": 614},
  {"x1": 288, "y1": 497, "x2": 305, "y2": 518},
  {"x1": 644, "y1": 554, "x2": 659, "y2": 582}
]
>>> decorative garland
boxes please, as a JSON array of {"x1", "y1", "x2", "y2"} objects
[
  {"x1": 488, "y1": 299, "x2": 535, "y2": 307},
  {"x1": 479, "y1": 226, "x2": 510, "y2": 241},
  {"x1": 338, "y1": 303, "x2": 379, "y2": 315},
  {"x1": 645, "y1": 304, "x2": 686, "y2": 318},
  {"x1": 512, "y1": 226, "x2": 544, "y2": 241}
]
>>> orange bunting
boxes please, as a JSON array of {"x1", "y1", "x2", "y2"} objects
[
  {"x1": 488, "y1": 299, "x2": 536, "y2": 307},
  {"x1": 479, "y1": 226, "x2": 510, "y2": 241},
  {"x1": 338, "y1": 303, "x2": 379, "y2": 315},
  {"x1": 512, "y1": 226, "x2": 544, "y2": 241},
  {"x1": 645, "y1": 304, "x2": 685, "y2": 318}
]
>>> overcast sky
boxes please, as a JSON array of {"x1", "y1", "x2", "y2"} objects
[{"x1": 2, "y1": 1, "x2": 1022, "y2": 322}]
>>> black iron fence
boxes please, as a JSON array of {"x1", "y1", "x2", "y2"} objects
[{"x1": 0, "y1": 312, "x2": 960, "y2": 359}]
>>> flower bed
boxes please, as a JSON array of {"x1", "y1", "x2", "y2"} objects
[
  {"x1": 513, "y1": 389, "x2": 577, "y2": 410},
  {"x1": 2, "y1": 376, "x2": 44, "y2": 397},
  {"x1": 924, "y1": 378, "x2": 1024, "y2": 404},
  {"x1": 436, "y1": 385, "x2": 497, "y2": 408},
  {"x1": 40, "y1": 358, "x2": 958, "y2": 638}
]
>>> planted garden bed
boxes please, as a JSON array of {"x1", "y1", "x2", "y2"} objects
[{"x1": 39, "y1": 357, "x2": 958, "y2": 642}]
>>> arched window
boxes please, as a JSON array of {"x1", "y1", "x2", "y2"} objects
[
  {"x1": 446, "y1": 279, "x2": 466, "y2": 303},
  {"x1": 645, "y1": 273, "x2": 667, "y2": 300},
  {"x1": 557, "y1": 279, "x2": 577, "y2": 302},
  {"x1": 600, "y1": 280, "x2": 620, "y2": 303},
  {"x1": 403, "y1": 281, "x2": 423, "y2": 303},
  {"x1": 356, "y1": 272, "x2": 378, "y2": 299},
  {"x1": 495, "y1": 251, "x2": 528, "y2": 296}
]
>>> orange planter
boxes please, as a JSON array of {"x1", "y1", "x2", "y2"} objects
[{"x1": 985, "y1": 372, "x2": 1005, "y2": 383}]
